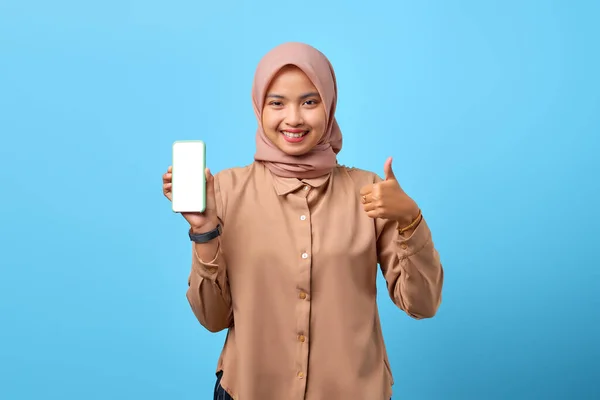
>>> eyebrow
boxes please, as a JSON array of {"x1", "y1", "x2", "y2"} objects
[{"x1": 266, "y1": 92, "x2": 320, "y2": 100}]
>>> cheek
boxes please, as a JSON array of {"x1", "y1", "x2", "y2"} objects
[
  {"x1": 261, "y1": 110, "x2": 278, "y2": 131},
  {"x1": 308, "y1": 109, "x2": 327, "y2": 134}
]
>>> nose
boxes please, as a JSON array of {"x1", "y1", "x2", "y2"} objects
[{"x1": 284, "y1": 106, "x2": 303, "y2": 127}]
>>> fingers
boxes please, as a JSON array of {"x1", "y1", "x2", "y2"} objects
[
  {"x1": 360, "y1": 183, "x2": 382, "y2": 203},
  {"x1": 383, "y1": 156, "x2": 396, "y2": 181},
  {"x1": 361, "y1": 195, "x2": 383, "y2": 217},
  {"x1": 360, "y1": 184, "x2": 383, "y2": 217},
  {"x1": 365, "y1": 210, "x2": 380, "y2": 219},
  {"x1": 361, "y1": 193, "x2": 377, "y2": 204},
  {"x1": 163, "y1": 166, "x2": 173, "y2": 200},
  {"x1": 359, "y1": 184, "x2": 372, "y2": 196},
  {"x1": 361, "y1": 194, "x2": 381, "y2": 217},
  {"x1": 162, "y1": 181, "x2": 172, "y2": 201},
  {"x1": 362, "y1": 199, "x2": 377, "y2": 211},
  {"x1": 362, "y1": 199, "x2": 386, "y2": 219},
  {"x1": 163, "y1": 166, "x2": 172, "y2": 183}
]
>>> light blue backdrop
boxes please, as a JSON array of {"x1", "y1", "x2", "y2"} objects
[{"x1": 1, "y1": 1, "x2": 598, "y2": 399}]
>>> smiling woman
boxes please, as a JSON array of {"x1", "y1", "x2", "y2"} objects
[
  {"x1": 161, "y1": 42, "x2": 443, "y2": 400},
  {"x1": 261, "y1": 65, "x2": 327, "y2": 156}
]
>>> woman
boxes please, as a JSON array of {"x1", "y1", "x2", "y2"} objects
[{"x1": 162, "y1": 42, "x2": 444, "y2": 400}]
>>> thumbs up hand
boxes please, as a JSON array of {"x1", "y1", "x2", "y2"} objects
[{"x1": 359, "y1": 157, "x2": 420, "y2": 225}]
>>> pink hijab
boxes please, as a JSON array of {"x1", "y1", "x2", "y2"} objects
[{"x1": 252, "y1": 42, "x2": 343, "y2": 179}]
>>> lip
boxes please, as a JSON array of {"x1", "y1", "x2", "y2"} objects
[
  {"x1": 281, "y1": 129, "x2": 309, "y2": 143},
  {"x1": 281, "y1": 129, "x2": 307, "y2": 133}
]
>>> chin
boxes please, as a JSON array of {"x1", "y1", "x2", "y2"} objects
[
  {"x1": 280, "y1": 145, "x2": 312, "y2": 156},
  {"x1": 279, "y1": 139, "x2": 315, "y2": 156}
]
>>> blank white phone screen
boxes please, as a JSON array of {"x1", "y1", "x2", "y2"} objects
[{"x1": 172, "y1": 140, "x2": 206, "y2": 213}]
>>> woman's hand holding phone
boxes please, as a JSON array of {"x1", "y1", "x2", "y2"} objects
[{"x1": 163, "y1": 166, "x2": 219, "y2": 233}]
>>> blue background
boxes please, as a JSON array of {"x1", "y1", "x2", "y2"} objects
[{"x1": 1, "y1": 0, "x2": 599, "y2": 399}]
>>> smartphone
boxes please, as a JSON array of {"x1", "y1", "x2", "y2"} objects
[{"x1": 171, "y1": 140, "x2": 206, "y2": 213}]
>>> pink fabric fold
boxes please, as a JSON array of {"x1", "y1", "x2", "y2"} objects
[{"x1": 252, "y1": 42, "x2": 343, "y2": 179}]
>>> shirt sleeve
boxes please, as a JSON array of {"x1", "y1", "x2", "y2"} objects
[
  {"x1": 185, "y1": 174, "x2": 233, "y2": 333},
  {"x1": 375, "y1": 205, "x2": 444, "y2": 319}
]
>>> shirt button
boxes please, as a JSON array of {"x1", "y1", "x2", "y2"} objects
[
  {"x1": 300, "y1": 215, "x2": 306, "y2": 221},
  {"x1": 298, "y1": 334, "x2": 306, "y2": 342},
  {"x1": 299, "y1": 292, "x2": 307, "y2": 300},
  {"x1": 298, "y1": 372, "x2": 304, "y2": 378},
  {"x1": 303, "y1": 185, "x2": 309, "y2": 191},
  {"x1": 400, "y1": 243, "x2": 408, "y2": 249},
  {"x1": 301, "y1": 253, "x2": 309, "y2": 259}
]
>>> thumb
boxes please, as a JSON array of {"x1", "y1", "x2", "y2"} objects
[
  {"x1": 205, "y1": 167, "x2": 217, "y2": 205},
  {"x1": 204, "y1": 168, "x2": 218, "y2": 215},
  {"x1": 205, "y1": 168, "x2": 215, "y2": 193},
  {"x1": 383, "y1": 157, "x2": 396, "y2": 181}
]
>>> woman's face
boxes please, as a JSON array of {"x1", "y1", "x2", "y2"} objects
[{"x1": 261, "y1": 65, "x2": 327, "y2": 156}]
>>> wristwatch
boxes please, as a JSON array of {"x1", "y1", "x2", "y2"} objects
[{"x1": 189, "y1": 224, "x2": 222, "y2": 243}]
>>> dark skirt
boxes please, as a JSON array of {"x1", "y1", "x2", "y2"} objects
[{"x1": 213, "y1": 371, "x2": 233, "y2": 400}]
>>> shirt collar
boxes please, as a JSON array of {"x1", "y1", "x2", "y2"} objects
[{"x1": 272, "y1": 173, "x2": 331, "y2": 196}]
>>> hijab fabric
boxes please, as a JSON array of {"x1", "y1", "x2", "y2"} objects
[{"x1": 252, "y1": 42, "x2": 343, "y2": 179}]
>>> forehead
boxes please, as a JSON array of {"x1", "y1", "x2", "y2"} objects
[{"x1": 267, "y1": 65, "x2": 318, "y2": 92}]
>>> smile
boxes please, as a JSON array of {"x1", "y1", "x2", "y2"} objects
[{"x1": 281, "y1": 130, "x2": 308, "y2": 138}]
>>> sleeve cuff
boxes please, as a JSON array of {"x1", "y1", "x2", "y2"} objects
[
  {"x1": 395, "y1": 217, "x2": 432, "y2": 258},
  {"x1": 192, "y1": 238, "x2": 222, "y2": 277}
]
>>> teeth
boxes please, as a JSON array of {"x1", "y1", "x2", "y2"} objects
[{"x1": 282, "y1": 131, "x2": 307, "y2": 138}]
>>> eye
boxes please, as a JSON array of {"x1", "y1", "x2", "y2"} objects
[
  {"x1": 269, "y1": 101, "x2": 283, "y2": 107},
  {"x1": 304, "y1": 99, "x2": 319, "y2": 106}
]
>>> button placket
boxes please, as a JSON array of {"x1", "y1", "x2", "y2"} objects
[{"x1": 294, "y1": 183, "x2": 312, "y2": 392}]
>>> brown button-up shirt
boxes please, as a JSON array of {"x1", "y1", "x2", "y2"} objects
[{"x1": 186, "y1": 162, "x2": 444, "y2": 400}]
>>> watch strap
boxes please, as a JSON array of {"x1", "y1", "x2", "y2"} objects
[{"x1": 189, "y1": 224, "x2": 222, "y2": 243}]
